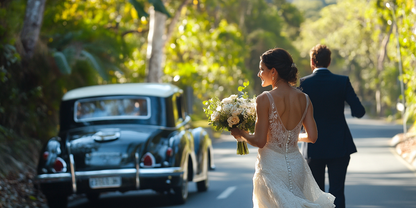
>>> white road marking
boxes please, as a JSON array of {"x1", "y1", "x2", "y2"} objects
[{"x1": 217, "y1": 186, "x2": 237, "y2": 199}]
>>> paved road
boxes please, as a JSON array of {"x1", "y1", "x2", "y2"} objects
[
  {"x1": 345, "y1": 117, "x2": 416, "y2": 208},
  {"x1": 68, "y1": 116, "x2": 416, "y2": 208}
]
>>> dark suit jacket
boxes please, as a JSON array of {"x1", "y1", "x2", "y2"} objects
[{"x1": 299, "y1": 69, "x2": 365, "y2": 159}]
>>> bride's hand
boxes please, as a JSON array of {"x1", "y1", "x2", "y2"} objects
[
  {"x1": 230, "y1": 128, "x2": 242, "y2": 139},
  {"x1": 231, "y1": 128, "x2": 247, "y2": 142}
]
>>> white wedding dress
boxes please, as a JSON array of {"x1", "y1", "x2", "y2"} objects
[{"x1": 252, "y1": 92, "x2": 335, "y2": 208}]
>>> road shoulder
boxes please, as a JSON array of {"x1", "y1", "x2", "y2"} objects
[{"x1": 390, "y1": 127, "x2": 416, "y2": 172}]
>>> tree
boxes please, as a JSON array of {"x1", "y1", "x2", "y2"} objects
[
  {"x1": 144, "y1": 0, "x2": 190, "y2": 83},
  {"x1": 145, "y1": 6, "x2": 167, "y2": 83},
  {"x1": 386, "y1": 0, "x2": 416, "y2": 124},
  {"x1": 296, "y1": 0, "x2": 416, "y2": 124},
  {"x1": 200, "y1": 0, "x2": 303, "y2": 94},
  {"x1": 20, "y1": 0, "x2": 46, "y2": 60},
  {"x1": 292, "y1": 0, "x2": 338, "y2": 20},
  {"x1": 297, "y1": 0, "x2": 396, "y2": 116}
]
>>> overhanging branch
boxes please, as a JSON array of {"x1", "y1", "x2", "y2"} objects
[{"x1": 122, "y1": 29, "x2": 149, "y2": 37}]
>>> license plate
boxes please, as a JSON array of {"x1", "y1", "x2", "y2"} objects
[{"x1": 89, "y1": 176, "x2": 121, "y2": 189}]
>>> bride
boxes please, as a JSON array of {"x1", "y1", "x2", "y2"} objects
[{"x1": 231, "y1": 48, "x2": 335, "y2": 208}]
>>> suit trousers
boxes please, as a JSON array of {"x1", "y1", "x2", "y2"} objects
[{"x1": 308, "y1": 155, "x2": 351, "y2": 208}]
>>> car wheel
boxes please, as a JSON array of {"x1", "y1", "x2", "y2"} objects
[
  {"x1": 45, "y1": 194, "x2": 68, "y2": 208},
  {"x1": 86, "y1": 192, "x2": 100, "y2": 201},
  {"x1": 196, "y1": 156, "x2": 209, "y2": 192},
  {"x1": 171, "y1": 165, "x2": 189, "y2": 204}
]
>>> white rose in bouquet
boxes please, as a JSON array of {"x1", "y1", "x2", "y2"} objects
[
  {"x1": 227, "y1": 115, "x2": 240, "y2": 127},
  {"x1": 223, "y1": 103, "x2": 233, "y2": 113},
  {"x1": 231, "y1": 106, "x2": 243, "y2": 117},
  {"x1": 221, "y1": 97, "x2": 233, "y2": 105},
  {"x1": 229, "y1": 94, "x2": 238, "y2": 100},
  {"x1": 211, "y1": 111, "x2": 220, "y2": 122}
]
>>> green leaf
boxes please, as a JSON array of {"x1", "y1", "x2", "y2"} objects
[
  {"x1": 80, "y1": 50, "x2": 109, "y2": 80},
  {"x1": 129, "y1": 0, "x2": 149, "y2": 18},
  {"x1": 52, "y1": 52, "x2": 71, "y2": 74},
  {"x1": 242, "y1": 92, "x2": 248, "y2": 99},
  {"x1": 203, "y1": 101, "x2": 208, "y2": 105},
  {"x1": 62, "y1": 46, "x2": 78, "y2": 66},
  {"x1": 148, "y1": 0, "x2": 171, "y2": 17},
  {"x1": 3, "y1": 44, "x2": 19, "y2": 65}
]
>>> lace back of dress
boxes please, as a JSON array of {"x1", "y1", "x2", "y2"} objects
[{"x1": 264, "y1": 92, "x2": 309, "y2": 151}]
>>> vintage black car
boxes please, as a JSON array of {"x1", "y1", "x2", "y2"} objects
[{"x1": 36, "y1": 83, "x2": 215, "y2": 208}]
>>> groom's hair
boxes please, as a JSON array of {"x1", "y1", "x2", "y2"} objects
[{"x1": 310, "y1": 44, "x2": 331, "y2": 68}]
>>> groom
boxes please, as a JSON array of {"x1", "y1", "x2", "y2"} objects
[{"x1": 299, "y1": 44, "x2": 365, "y2": 208}]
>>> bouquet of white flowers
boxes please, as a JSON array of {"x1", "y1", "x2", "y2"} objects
[{"x1": 203, "y1": 82, "x2": 256, "y2": 155}]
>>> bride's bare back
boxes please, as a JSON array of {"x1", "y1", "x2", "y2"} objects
[
  {"x1": 268, "y1": 86, "x2": 308, "y2": 131},
  {"x1": 233, "y1": 83, "x2": 316, "y2": 149}
]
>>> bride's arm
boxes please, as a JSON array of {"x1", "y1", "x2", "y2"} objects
[
  {"x1": 299, "y1": 99, "x2": 317, "y2": 143},
  {"x1": 231, "y1": 94, "x2": 269, "y2": 148}
]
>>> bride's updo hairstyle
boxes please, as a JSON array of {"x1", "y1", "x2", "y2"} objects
[{"x1": 260, "y1": 48, "x2": 298, "y2": 86}]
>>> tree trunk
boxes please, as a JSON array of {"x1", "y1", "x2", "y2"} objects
[
  {"x1": 146, "y1": 7, "x2": 167, "y2": 83},
  {"x1": 377, "y1": 30, "x2": 391, "y2": 72},
  {"x1": 375, "y1": 27, "x2": 392, "y2": 116},
  {"x1": 145, "y1": 0, "x2": 190, "y2": 83},
  {"x1": 20, "y1": 0, "x2": 46, "y2": 60}
]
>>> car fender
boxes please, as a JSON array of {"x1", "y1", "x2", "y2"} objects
[
  {"x1": 191, "y1": 128, "x2": 209, "y2": 173},
  {"x1": 173, "y1": 130, "x2": 197, "y2": 179},
  {"x1": 199, "y1": 129, "x2": 215, "y2": 171},
  {"x1": 185, "y1": 130, "x2": 198, "y2": 181}
]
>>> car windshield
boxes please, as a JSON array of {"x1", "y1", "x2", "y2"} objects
[{"x1": 75, "y1": 96, "x2": 150, "y2": 122}]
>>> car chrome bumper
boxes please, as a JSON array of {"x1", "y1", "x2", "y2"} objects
[
  {"x1": 36, "y1": 167, "x2": 184, "y2": 194},
  {"x1": 36, "y1": 167, "x2": 183, "y2": 182}
]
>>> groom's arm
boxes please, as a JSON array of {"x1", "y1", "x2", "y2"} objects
[{"x1": 344, "y1": 77, "x2": 365, "y2": 118}]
